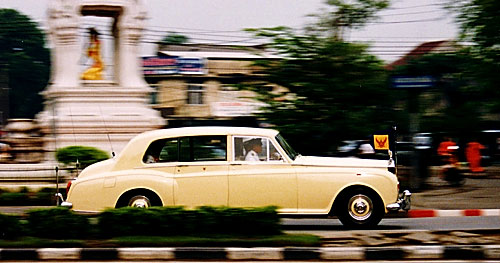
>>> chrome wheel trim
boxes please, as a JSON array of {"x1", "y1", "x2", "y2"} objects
[
  {"x1": 348, "y1": 194, "x2": 373, "y2": 221},
  {"x1": 128, "y1": 195, "x2": 151, "y2": 208}
]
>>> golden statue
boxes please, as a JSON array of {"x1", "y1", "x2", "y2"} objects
[{"x1": 81, "y1": 28, "x2": 104, "y2": 80}]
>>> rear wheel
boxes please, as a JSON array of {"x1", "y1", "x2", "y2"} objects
[
  {"x1": 128, "y1": 195, "x2": 151, "y2": 208},
  {"x1": 336, "y1": 188, "x2": 383, "y2": 228},
  {"x1": 116, "y1": 189, "x2": 162, "y2": 208}
]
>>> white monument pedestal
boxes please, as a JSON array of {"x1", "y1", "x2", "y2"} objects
[{"x1": 36, "y1": 0, "x2": 164, "y2": 160}]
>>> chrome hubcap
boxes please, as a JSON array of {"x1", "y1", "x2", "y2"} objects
[
  {"x1": 348, "y1": 194, "x2": 373, "y2": 221},
  {"x1": 128, "y1": 196, "x2": 151, "y2": 208}
]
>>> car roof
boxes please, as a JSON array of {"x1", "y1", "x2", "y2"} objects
[{"x1": 136, "y1": 126, "x2": 280, "y2": 141}]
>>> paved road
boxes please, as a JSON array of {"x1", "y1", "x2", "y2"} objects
[{"x1": 283, "y1": 216, "x2": 500, "y2": 232}]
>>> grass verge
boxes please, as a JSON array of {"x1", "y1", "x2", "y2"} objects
[
  {"x1": 0, "y1": 237, "x2": 86, "y2": 248},
  {"x1": 0, "y1": 234, "x2": 321, "y2": 248},
  {"x1": 111, "y1": 234, "x2": 321, "y2": 247}
]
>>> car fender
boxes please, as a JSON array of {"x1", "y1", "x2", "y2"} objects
[
  {"x1": 328, "y1": 173, "x2": 398, "y2": 215},
  {"x1": 68, "y1": 169, "x2": 174, "y2": 213}
]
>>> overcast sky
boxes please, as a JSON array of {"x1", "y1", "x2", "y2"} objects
[{"x1": 1, "y1": 0, "x2": 458, "y2": 63}]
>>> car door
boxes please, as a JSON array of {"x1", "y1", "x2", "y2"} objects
[
  {"x1": 174, "y1": 135, "x2": 229, "y2": 207},
  {"x1": 228, "y1": 136, "x2": 297, "y2": 213}
]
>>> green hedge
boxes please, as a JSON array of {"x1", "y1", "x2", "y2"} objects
[
  {"x1": 0, "y1": 214, "x2": 23, "y2": 239},
  {"x1": 97, "y1": 206, "x2": 281, "y2": 238},
  {"x1": 0, "y1": 206, "x2": 281, "y2": 240},
  {"x1": 26, "y1": 207, "x2": 90, "y2": 239},
  {"x1": 0, "y1": 188, "x2": 63, "y2": 206},
  {"x1": 56, "y1": 145, "x2": 110, "y2": 169}
]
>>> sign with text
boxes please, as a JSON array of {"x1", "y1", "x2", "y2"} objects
[
  {"x1": 391, "y1": 76, "x2": 435, "y2": 89},
  {"x1": 212, "y1": 101, "x2": 265, "y2": 117},
  {"x1": 142, "y1": 56, "x2": 206, "y2": 75}
]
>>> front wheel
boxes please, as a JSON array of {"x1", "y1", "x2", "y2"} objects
[{"x1": 336, "y1": 189, "x2": 384, "y2": 228}]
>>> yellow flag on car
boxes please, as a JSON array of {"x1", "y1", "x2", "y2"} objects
[{"x1": 373, "y1": 135, "x2": 389, "y2": 150}]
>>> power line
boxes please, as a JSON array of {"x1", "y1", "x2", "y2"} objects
[
  {"x1": 365, "y1": 16, "x2": 447, "y2": 25},
  {"x1": 385, "y1": 2, "x2": 447, "y2": 11},
  {"x1": 377, "y1": 9, "x2": 444, "y2": 18}
]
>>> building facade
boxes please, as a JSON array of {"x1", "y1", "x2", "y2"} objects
[{"x1": 143, "y1": 44, "x2": 284, "y2": 127}]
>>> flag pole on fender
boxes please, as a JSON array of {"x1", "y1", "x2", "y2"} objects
[{"x1": 372, "y1": 126, "x2": 397, "y2": 175}]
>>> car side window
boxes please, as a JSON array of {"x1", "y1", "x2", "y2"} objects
[
  {"x1": 190, "y1": 136, "x2": 227, "y2": 161},
  {"x1": 269, "y1": 142, "x2": 283, "y2": 161},
  {"x1": 233, "y1": 136, "x2": 283, "y2": 162},
  {"x1": 143, "y1": 138, "x2": 178, "y2": 163},
  {"x1": 143, "y1": 136, "x2": 227, "y2": 163}
]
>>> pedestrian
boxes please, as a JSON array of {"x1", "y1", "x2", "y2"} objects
[
  {"x1": 437, "y1": 137, "x2": 457, "y2": 164},
  {"x1": 466, "y1": 140, "x2": 485, "y2": 173}
]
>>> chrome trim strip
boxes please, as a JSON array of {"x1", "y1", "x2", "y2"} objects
[{"x1": 292, "y1": 164, "x2": 389, "y2": 169}]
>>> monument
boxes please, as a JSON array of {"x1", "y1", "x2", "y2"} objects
[{"x1": 36, "y1": 0, "x2": 164, "y2": 160}]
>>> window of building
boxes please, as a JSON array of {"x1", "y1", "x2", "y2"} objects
[
  {"x1": 187, "y1": 84, "x2": 204, "y2": 105},
  {"x1": 149, "y1": 84, "x2": 160, "y2": 105}
]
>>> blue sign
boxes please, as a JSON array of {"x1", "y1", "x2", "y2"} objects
[
  {"x1": 142, "y1": 56, "x2": 206, "y2": 75},
  {"x1": 178, "y1": 57, "x2": 205, "y2": 74},
  {"x1": 391, "y1": 76, "x2": 436, "y2": 89}
]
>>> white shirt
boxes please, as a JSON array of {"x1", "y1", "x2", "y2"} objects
[{"x1": 245, "y1": 150, "x2": 260, "y2": 161}]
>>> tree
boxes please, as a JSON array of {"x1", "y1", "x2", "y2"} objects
[
  {"x1": 160, "y1": 32, "x2": 189, "y2": 45},
  {"x1": 245, "y1": 27, "x2": 400, "y2": 155},
  {"x1": 449, "y1": 0, "x2": 500, "y2": 114},
  {"x1": 391, "y1": 52, "x2": 483, "y2": 133},
  {"x1": 238, "y1": 1, "x2": 398, "y2": 155},
  {"x1": 0, "y1": 9, "x2": 50, "y2": 119},
  {"x1": 310, "y1": 0, "x2": 389, "y2": 40},
  {"x1": 450, "y1": 0, "x2": 500, "y2": 49}
]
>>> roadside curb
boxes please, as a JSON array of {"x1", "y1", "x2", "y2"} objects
[
  {"x1": 2, "y1": 245, "x2": 500, "y2": 261},
  {"x1": 387, "y1": 209, "x2": 500, "y2": 218}
]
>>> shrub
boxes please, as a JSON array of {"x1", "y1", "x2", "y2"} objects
[
  {"x1": 0, "y1": 214, "x2": 22, "y2": 239},
  {"x1": 97, "y1": 206, "x2": 281, "y2": 238},
  {"x1": 0, "y1": 188, "x2": 62, "y2": 206},
  {"x1": 196, "y1": 206, "x2": 281, "y2": 235},
  {"x1": 0, "y1": 192, "x2": 30, "y2": 206},
  {"x1": 26, "y1": 207, "x2": 90, "y2": 239},
  {"x1": 55, "y1": 146, "x2": 110, "y2": 169},
  {"x1": 97, "y1": 207, "x2": 162, "y2": 238},
  {"x1": 33, "y1": 187, "x2": 61, "y2": 206}
]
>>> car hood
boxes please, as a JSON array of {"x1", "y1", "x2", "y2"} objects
[{"x1": 293, "y1": 155, "x2": 390, "y2": 168}]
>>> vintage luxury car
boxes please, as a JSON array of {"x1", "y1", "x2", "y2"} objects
[{"x1": 61, "y1": 126, "x2": 410, "y2": 228}]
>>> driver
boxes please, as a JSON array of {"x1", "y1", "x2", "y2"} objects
[{"x1": 244, "y1": 138, "x2": 262, "y2": 161}]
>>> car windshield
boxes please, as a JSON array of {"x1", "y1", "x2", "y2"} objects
[{"x1": 275, "y1": 134, "x2": 299, "y2": 160}]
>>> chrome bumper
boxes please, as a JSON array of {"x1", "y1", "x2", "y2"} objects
[
  {"x1": 56, "y1": 193, "x2": 73, "y2": 209},
  {"x1": 386, "y1": 190, "x2": 411, "y2": 211}
]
